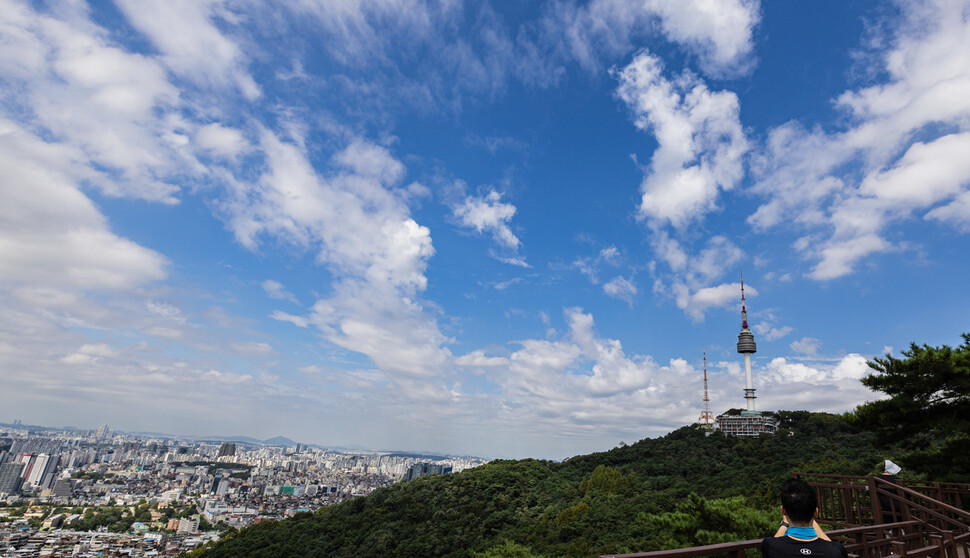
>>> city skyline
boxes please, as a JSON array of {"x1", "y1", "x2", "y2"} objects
[
  {"x1": 1, "y1": 0, "x2": 969, "y2": 459},
  {"x1": 0, "y1": 420, "x2": 473, "y2": 458}
]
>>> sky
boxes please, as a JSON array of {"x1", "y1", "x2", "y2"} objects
[{"x1": 1, "y1": 0, "x2": 969, "y2": 460}]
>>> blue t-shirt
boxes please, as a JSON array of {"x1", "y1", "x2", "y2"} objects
[{"x1": 762, "y1": 536, "x2": 848, "y2": 558}]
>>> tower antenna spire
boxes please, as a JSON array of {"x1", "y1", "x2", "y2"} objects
[
  {"x1": 698, "y1": 351, "x2": 714, "y2": 429},
  {"x1": 741, "y1": 272, "x2": 749, "y2": 330}
]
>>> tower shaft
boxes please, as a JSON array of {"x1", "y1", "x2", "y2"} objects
[{"x1": 743, "y1": 353, "x2": 755, "y2": 411}]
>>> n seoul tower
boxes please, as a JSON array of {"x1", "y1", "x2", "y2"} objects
[{"x1": 737, "y1": 275, "x2": 757, "y2": 411}]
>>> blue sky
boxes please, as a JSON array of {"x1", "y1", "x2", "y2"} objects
[{"x1": 1, "y1": 0, "x2": 969, "y2": 459}]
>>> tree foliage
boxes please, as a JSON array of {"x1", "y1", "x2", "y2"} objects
[
  {"x1": 853, "y1": 333, "x2": 970, "y2": 481},
  {"x1": 195, "y1": 412, "x2": 883, "y2": 558},
  {"x1": 645, "y1": 494, "x2": 775, "y2": 548},
  {"x1": 474, "y1": 540, "x2": 544, "y2": 558}
]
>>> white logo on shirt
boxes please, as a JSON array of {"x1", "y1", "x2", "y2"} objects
[{"x1": 800, "y1": 549, "x2": 812, "y2": 555}]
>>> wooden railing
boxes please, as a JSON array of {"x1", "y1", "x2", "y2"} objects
[
  {"x1": 601, "y1": 475, "x2": 970, "y2": 558},
  {"x1": 793, "y1": 473, "x2": 970, "y2": 532},
  {"x1": 601, "y1": 521, "x2": 966, "y2": 558}
]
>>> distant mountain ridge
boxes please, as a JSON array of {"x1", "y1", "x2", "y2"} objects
[{"x1": 262, "y1": 436, "x2": 297, "y2": 447}]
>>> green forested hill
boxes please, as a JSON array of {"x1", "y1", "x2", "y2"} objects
[{"x1": 193, "y1": 412, "x2": 885, "y2": 558}]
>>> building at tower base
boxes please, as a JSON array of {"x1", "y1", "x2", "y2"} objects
[{"x1": 714, "y1": 410, "x2": 778, "y2": 436}]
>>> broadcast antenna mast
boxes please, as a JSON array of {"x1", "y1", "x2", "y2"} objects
[{"x1": 698, "y1": 351, "x2": 714, "y2": 429}]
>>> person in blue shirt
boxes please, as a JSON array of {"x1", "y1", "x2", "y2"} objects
[{"x1": 762, "y1": 479, "x2": 848, "y2": 558}]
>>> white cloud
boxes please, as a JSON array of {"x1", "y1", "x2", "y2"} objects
[
  {"x1": 196, "y1": 123, "x2": 249, "y2": 159},
  {"x1": 286, "y1": 0, "x2": 440, "y2": 67},
  {"x1": 145, "y1": 327, "x2": 184, "y2": 340},
  {"x1": 262, "y1": 280, "x2": 299, "y2": 304},
  {"x1": 0, "y1": 120, "x2": 168, "y2": 290},
  {"x1": 455, "y1": 350, "x2": 510, "y2": 367},
  {"x1": 831, "y1": 354, "x2": 870, "y2": 381},
  {"x1": 754, "y1": 325, "x2": 793, "y2": 342},
  {"x1": 270, "y1": 311, "x2": 309, "y2": 328},
  {"x1": 538, "y1": 0, "x2": 759, "y2": 78},
  {"x1": 599, "y1": 246, "x2": 620, "y2": 263},
  {"x1": 750, "y1": 0, "x2": 970, "y2": 280},
  {"x1": 603, "y1": 276, "x2": 638, "y2": 305},
  {"x1": 674, "y1": 281, "x2": 753, "y2": 321},
  {"x1": 789, "y1": 337, "x2": 821, "y2": 356},
  {"x1": 492, "y1": 278, "x2": 523, "y2": 291},
  {"x1": 0, "y1": 2, "x2": 192, "y2": 204},
  {"x1": 754, "y1": 354, "x2": 876, "y2": 413},
  {"x1": 926, "y1": 189, "x2": 970, "y2": 231},
  {"x1": 644, "y1": 0, "x2": 760, "y2": 77},
  {"x1": 221, "y1": 132, "x2": 452, "y2": 379},
  {"x1": 745, "y1": 306, "x2": 792, "y2": 342},
  {"x1": 77, "y1": 343, "x2": 118, "y2": 358},
  {"x1": 616, "y1": 50, "x2": 748, "y2": 228},
  {"x1": 147, "y1": 301, "x2": 185, "y2": 323},
  {"x1": 61, "y1": 343, "x2": 118, "y2": 364},
  {"x1": 860, "y1": 134, "x2": 970, "y2": 205},
  {"x1": 615, "y1": 49, "x2": 751, "y2": 322},
  {"x1": 495, "y1": 255, "x2": 531, "y2": 268},
  {"x1": 230, "y1": 342, "x2": 274, "y2": 355},
  {"x1": 452, "y1": 190, "x2": 526, "y2": 266},
  {"x1": 60, "y1": 353, "x2": 95, "y2": 365},
  {"x1": 692, "y1": 236, "x2": 744, "y2": 283},
  {"x1": 114, "y1": 0, "x2": 260, "y2": 99},
  {"x1": 275, "y1": 0, "x2": 760, "y2": 123},
  {"x1": 573, "y1": 244, "x2": 624, "y2": 285},
  {"x1": 652, "y1": 231, "x2": 688, "y2": 271},
  {"x1": 649, "y1": 235, "x2": 750, "y2": 321}
]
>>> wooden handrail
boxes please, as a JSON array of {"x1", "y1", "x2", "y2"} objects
[
  {"x1": 872, "y1": 477, "x2": 970, "y2": 524},
  {"x1": 603, "y1": 476, "x2": 970, "y2": 558},
  {"x1": 601, "y1": 522, "x2": 922, "y2": 558}
]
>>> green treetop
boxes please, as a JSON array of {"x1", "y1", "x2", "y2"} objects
[{"x1": 853, "y1": 333, "x2": 970, "y2": 481}]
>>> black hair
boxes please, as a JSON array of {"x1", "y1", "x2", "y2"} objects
[{"x1": 780, "y1": 478, "x2": 818, "y2": 523}]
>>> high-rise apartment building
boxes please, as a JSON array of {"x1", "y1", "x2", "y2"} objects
[
  {"x1": 0, "y1": 462, "x2": 25, "y2": 495},
  {"x1": 25, "y1": 453, "x2": 59, "y2": 489}
]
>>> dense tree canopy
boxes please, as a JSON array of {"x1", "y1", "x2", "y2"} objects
[
  {"x1": 853, "y1": 333, "x2": 970, "y2": 481},
  {"x1": 195, "y1": 412, "x2": 883, "y2": 558}
]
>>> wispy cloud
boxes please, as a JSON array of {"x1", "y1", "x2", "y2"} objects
[
  {"x1": 603, "y1": 276, "x2": 638, "y2": 305},
  {"x1": 114, "y1": 0, "x2": 260, "y2": 99},
  {"x1": 262, "y1": 280, "x2": 299, "y2": 304}
]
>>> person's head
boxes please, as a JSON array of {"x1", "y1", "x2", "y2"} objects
[{"x1": 780, "y1": 478, "x2": 818, "y2": 525}]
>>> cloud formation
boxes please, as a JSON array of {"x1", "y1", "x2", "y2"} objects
[
  {"x1": 452, "y1": 190, "x2": 527, "y2": 266},
  {"x1": 220, "y1": 133, "x2": 452, "y2": 379},
  {"x1": 114, "y1": 0, "x2": 260, "y2": 99},
  {"x1": 616, "y1": 51, "x2": 748, "y2": 228},
  {"x1": 0, "y1": 121, "x2": 168, "y2": 290},
  {"x1": 750, "y1": 0, "x2": 970, "y2": 279},
  {"x1": 615, "y1": 50, "x2": 749, "y2": 320}
]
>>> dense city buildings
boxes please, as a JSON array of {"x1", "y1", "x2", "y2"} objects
[{"x1": 0, "y1": 422, "x2": 487, "y2": 556}]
